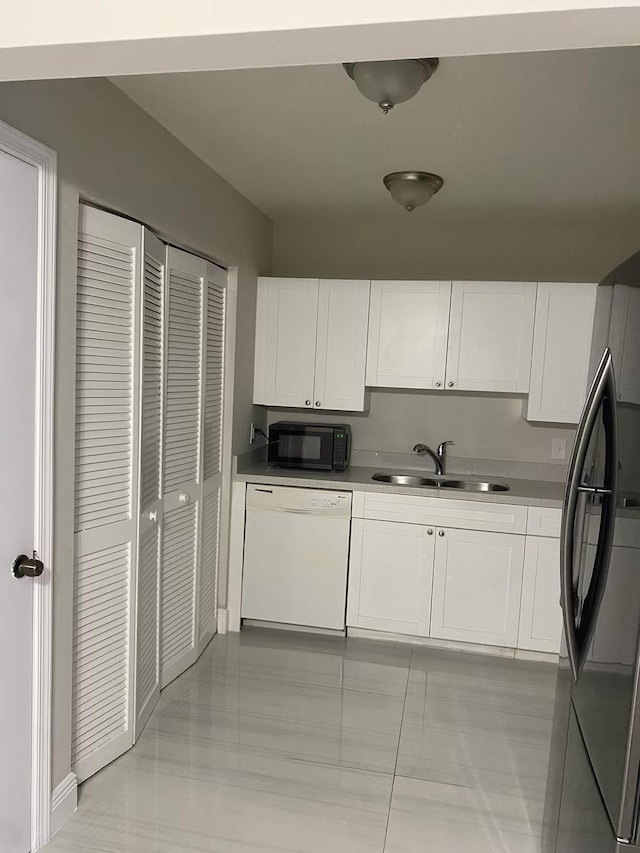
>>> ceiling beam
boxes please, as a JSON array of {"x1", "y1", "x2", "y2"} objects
[{"x1": 1, "y1": 2, "x2": 640, "y2": 81}]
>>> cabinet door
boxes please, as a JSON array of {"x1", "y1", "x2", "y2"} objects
[
  {"x1": 314, "y1": 279, "x2": 370, "y2": 410},
  {"x1": 526, "y1": 283, "x2": 597, "y2": 423},
  {"x1": 431, "y1": 527, "x2": 525, "y2": 647},
  {"x1": 366, "y1": 280, "x2": 451, "y2": 389},
  {"x1": 161, "y1": 246, "x2": 205, "y2": 688},
  {"x1": 134, "y1": 230, "x2": 165, "y2": 740},
  {"x1": 446, "y1": 281, "x2": 536, "y2": 392},
  {"x1": 253, "y1": 277, "x2": 318, "y2": 408},
  {"x1": 517, "y1": 536, "x2": 561, "y2": 653},
  {"x1": 347, "y1": 519, "x2": 434, "y2": 636}
]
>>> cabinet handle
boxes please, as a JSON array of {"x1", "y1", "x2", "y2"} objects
[
  {"x1": 179, "y1": 493, "x2": 190, "y2": 504},
  {"x1": 305, "y1": 400, "x2": 311, "y2": 406},
  {"x1": 427, "y1": 528, "x2": 433, "y2": 535},
  {"x1": 438, "y1": 530, "x2": 446, "y2": 537},
  {"x1": 148, "y1": 510, "x2": 158, "y2": 522},
  {"x1": 435, "y1": 381, "x2": 442, "y2": 388},
  {"x1": 315, "y1": 401, "x2": 321, "y2": 407},
  {"x1": 447, "y1": 381, "x2": 454, "y2": 388}
]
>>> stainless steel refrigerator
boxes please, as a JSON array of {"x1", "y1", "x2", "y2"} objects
[{"x1": 545, "y1": 251, "x2": 640, "y2": 852}]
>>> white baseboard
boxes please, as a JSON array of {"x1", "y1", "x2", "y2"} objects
[
  {"x1": 50, "y1": 772, "x2": 77, "y2": 838},
  {"x1": 217, "y1": 607, "x2": 229, "y2": 635}
]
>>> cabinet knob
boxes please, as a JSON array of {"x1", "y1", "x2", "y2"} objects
[
  {"x1": 305, "y1": 400, "x2": 311, "y2": 406},
  {"x1": 435, "y1": 381, "x2": 442, "y2": 388},
  {"x1": 427, "y1": 528, "x2": 433, "y2": 536},
  {"x1": 438, "y1": 529, "x2": 445, "y2": 537},
  {"x1": 315, "y1": 401, "x2": 321, "y2": 407},
  {"x1": 447, "y1": 381, "x2": 454, "y2": 388}
]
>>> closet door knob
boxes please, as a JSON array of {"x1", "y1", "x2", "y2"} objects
[
  {"x1": 148, "y1": 510, "x2": 158, "y2": 522},
  {"x1": 179, "y1": 493, "x2": 190, "y2": 504}
]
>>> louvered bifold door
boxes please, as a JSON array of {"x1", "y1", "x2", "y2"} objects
[
  {"x1": 73, "y1": 206, "x2": 142, "y2": 783},
  {"x1": 198, "y1": 263, "x2": 227, "y2": 650},
  {"x1": 160, "y1": 247, "x2": 206, "y2": 688},
  {"x1": 134, "y1": 230, "x2": 165, "y2": 739}
]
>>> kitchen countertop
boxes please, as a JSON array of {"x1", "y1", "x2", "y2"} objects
[{"x1": 235, "y1": 462, "x2": 565, "y2": 508}]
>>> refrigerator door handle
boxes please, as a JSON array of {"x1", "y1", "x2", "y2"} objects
[{"x1": 561, "y1": 347, "x2": 618, "y2": 682}]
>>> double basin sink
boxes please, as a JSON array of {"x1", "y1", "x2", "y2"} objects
[{"x1": 372, "y1": 473, "x2": 510, "y2": 492}]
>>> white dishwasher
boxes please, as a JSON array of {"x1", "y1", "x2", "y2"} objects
[{"x1": 241, "y1": 484, "x2": 352, "y2": 631}]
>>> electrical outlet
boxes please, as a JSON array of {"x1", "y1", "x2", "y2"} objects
[
  {"x1": 551, "y1": 437, "x2": 567, "y2": 461},
  {"x1": 249, "y1": 423, "x2": 255, "y2": 445}
]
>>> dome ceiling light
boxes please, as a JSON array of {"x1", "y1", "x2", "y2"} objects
[
  {"x1": 383, "y1": 171, "x2": 444, "y2": 213},
  {"x1": 343, "y1": 58, "x2": 439, "y2": 114}
]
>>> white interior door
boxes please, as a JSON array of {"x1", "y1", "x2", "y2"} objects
[
  {"x1": 198, "y1": 263, "x2": 226, "y2": 649},
  {"x1": 0, "y1": 146, "x2": 39, "y2": 853},
  {"x1": 160, "y1": 246, "x2": 205, "y2": 688},
  {"x1": 366, "y1": 281, "x2": 451, "y2": 389},
  {"x1": 313, "y1": 279, "x2": 370, "y2": 410},
  {"x1": 73, "y1": 205, "x2": 141, "y2": 783},
  {"x1": 134, "y1": 230, "x2": 165, "y2": 738}
]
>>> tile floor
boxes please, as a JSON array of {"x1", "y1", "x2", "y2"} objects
[{"x1": 45, "y1": 628, "x2": 559, "y2": 853}]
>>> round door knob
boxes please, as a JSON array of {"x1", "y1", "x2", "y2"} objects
[
  {"x1": 179, "y1": 493, "x2": 190, "y2": 504},
  {"x1": 438, "y1": 530, "x2": 446, "y2": 537},
  {"x1": 315, "y1": 401, "x2": 321, "y2": 407},
  {"x1": 427, "y1": 529, "x2": 434, "y2": 535},
  {"x1": 305, "y1": 400, "x2": 311, "y2": 406},
  {"x1": 12, "y1": 554, "x2": 45, "y2": 579},
  {"x1": 435, "y1": 381, "x2": 442, "y2": 388},
  {"x1": 447, "y1": 381, "x2": 454, "y2": 388}
]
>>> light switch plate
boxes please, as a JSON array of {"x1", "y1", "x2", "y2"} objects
[{"x1": 551, "y1": 437, "x2": 567, "y2": 460}]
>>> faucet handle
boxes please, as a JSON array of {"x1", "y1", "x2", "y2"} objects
[
  {"x1": 437, "y1": 440, "x2": 455, "y2": 455},
  {"x1": 413, "y1": 443, "x2": 428, "y2": 454}
]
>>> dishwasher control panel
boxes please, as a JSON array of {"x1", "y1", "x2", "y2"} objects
[{"x1": 303, "y1": 493, "x2": 350, "y2": 511}]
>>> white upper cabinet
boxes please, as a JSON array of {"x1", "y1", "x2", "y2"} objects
[
  {"x1": 366, "y1": 281, "x2": 451, "y2": 389},
  {"x1": 254, "y1": 277, "x2": 318, "y2": 408},
  {"x1": 445, "y1": 281, "x2": 536, "y2": 392},
  {"x1": 254, "y1": 277, "x2": 370, "y2": 411},
  {"x1": 314, "y1": 279, "x2": 370, "y2": 410},
  {"x1": 526, "y1": 282, "x2": 597, "y2": 423}
]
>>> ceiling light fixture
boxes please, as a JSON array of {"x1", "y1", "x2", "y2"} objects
[
  {"x1": 383, "y1": 171, "x2": 444, "y2": 213},
  {"x1": 343, "y1": 58, "x2": 439, "y2": 114}
]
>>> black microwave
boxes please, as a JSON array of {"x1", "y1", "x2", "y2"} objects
[{"x1": 268, "y1": 422, "x2": 351, "y2": 472}]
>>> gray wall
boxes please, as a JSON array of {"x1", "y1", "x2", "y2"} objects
[
  {"x1": 0, "y1": 78, "x2": 272, "y2": 789},
  {"x1": 270, "y1": 213, "x2": 640, "y2": 465}
]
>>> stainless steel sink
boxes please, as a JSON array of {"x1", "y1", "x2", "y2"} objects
[
  {"x1": 440, "y1": 479, "x2": 510, "y2": 492},
  {"x1": 372, "y1": 473, "x2": 439, "y2": 487}
]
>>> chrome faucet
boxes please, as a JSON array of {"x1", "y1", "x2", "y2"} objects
[{"x1": 412, "y1": 441, "x2": 455, "y2": 476}]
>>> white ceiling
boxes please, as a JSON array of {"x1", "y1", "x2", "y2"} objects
[{"x1": 113, "y1": 47, "x2": 640, "y2": 223}]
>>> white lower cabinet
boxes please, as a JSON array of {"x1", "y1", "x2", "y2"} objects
[
  {"x1": 518, "y1": 536, "x2": 562, "y2": 654},
  {"x1": 348, "y1": 491, "x2": 562, "y2": 654},
  {"x1": 430, "y1": 527, "x2": 525, "y2": 647},
  {"x1": 347, "y1": 519, "x2": 434, "y2": 635}
]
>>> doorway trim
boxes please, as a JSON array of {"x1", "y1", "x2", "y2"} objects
[{"x1": 0, "y1": 119, "x2": 57, "y2": 851}]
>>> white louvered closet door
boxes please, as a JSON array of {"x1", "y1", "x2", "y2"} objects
[
  {"x1": 134, "y1": 230, "x2": 165, "y2": 738},
  {"x1": 160, "y1": 247, "x2": 205, "y2": 688},
  {"x1": 198, "y1": 263, "x2": 227, "y2": 650},
  {"x1": 73, "y1": 206, "x2": 142, "y2": 783}
]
